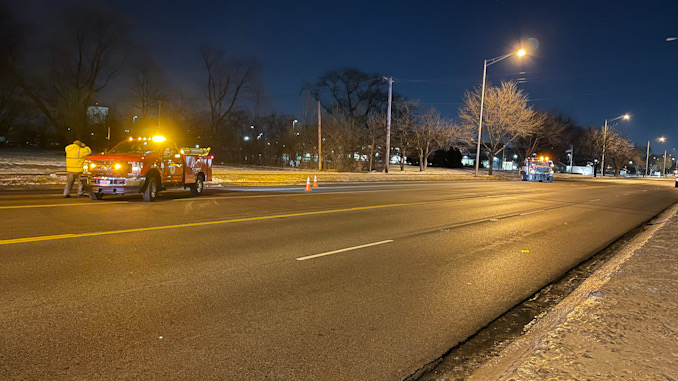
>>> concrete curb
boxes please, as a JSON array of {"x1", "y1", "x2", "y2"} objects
[{"x1": 468, "y1": 201, "x2": 678, "y2": 380}]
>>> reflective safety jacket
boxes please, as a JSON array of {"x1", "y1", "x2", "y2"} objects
[{"x1": 65, "y1": 144, "x2": 92, "y2": 173}]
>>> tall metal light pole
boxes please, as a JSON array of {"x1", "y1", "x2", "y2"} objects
[
  {"x1": 648, "y1": 137, "x2": 666, "y2": 176},
  {"x1": 385, "y1": 77, "x2": 393, "y2": 174},
  {"x1": 317, "y1": 101, "x2": 322, "y2": 171},
  {"x1": 474, "y1": 49, "x2": 526, "y2": 176},
  {"x1": 646, "y1": 140, "x2": 651, "y2": 176},
  {"x1": 600, "y1": 113, "x2": 630, "y2": 176}
]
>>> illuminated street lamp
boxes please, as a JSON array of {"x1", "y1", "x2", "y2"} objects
[
  {"x1": 600, "y1": 113, "x2": 630, "y2": 176},
  {"x1": 292, "y1": 119, "x2": 298, "y2": 129},
  {"x1": 646, "y1": 137, "x2": 666, "y2": 176},
  {"x1": 474, "y1": 48, "x2": 527, "y2": 176}
]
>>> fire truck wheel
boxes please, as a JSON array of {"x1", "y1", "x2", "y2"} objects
[
  {"x1": 143, "y1": 176, "x2": 159, "y2": 202},
  {"x1": 190, "y1": 175, "x2": 204, "y2": 196},
  {"x1": 89, "y1": 192, "x2": 103, "y2": 200}
]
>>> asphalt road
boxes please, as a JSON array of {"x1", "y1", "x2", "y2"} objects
[{"x1": 1, "y1": 178, "x2": 677, "y2": 380}]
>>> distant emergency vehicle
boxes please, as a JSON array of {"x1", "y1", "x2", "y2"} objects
[
  {"x1": 520, "y1": 154, "x2": 554, "y2": 182},
  {"x1": 83, "y1": 136, "x2": 212, "y2": 201}
]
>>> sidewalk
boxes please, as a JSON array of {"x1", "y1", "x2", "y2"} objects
[{"x1": 468, "y1": 204, "x2": 678, "y2": 380}]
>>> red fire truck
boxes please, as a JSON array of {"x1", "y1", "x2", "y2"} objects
[
  {"x1": 520, "y1": 154, "x2": 554, "y2": 182},
  {"x1": 83, "y1": 136, "x2": 212, "y2": 201}
]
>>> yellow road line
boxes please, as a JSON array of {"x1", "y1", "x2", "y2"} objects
[{"x1": 0, "y1": 200, "x2": 441, "y2": 246}]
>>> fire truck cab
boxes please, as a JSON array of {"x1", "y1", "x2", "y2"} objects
[
  {"x1": 83, "y1": 136, "x2": 213, "y2": 201},
  {"x1": 520, "y1": 154, "x2": 554, "y2": 182}
]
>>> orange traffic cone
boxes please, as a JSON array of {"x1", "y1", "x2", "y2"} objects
[
  {"x1": 312, "y1": 175, "x2": 318, "y2": 188},
  {"x1": 305, "y1": 177, "x2": 312, "y2": 191}
]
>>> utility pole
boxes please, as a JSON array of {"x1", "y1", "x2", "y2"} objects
[
  {"x1": 646, "y1": 140, "x2": 650, "y2": 177},
  {"x1": 158, "y1": 99, "x2": 162, "y2": 128},
  {"x1": 385, "y1": 77, "x2": 393, "y2": 173},
  {"x1": 317, "y1": 100, "x2": 322, "y2": 171},
  {"x1": 664, "y1": 149, "x2": 668, "y2": 177}
]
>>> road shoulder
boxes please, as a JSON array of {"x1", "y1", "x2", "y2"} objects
[{"x1": 468, "y1": 203, "x2": 678, "y2": 380}]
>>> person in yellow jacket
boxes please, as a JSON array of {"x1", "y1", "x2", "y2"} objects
[{"x1": 63, "y1": 140, "x2": 92, "y2": 197}]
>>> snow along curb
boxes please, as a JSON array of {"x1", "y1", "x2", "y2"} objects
[{"x1": 467, "y1": 201, "x2": 678, "y2": 381}]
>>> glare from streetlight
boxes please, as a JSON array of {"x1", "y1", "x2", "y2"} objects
[
  {"x1": 659, "y1": 137, "x2": 666, "y2": 142},
  {"x1": 517, "y1": 49, "x2": 526, "y2": 57},
  {"x1": 623, "y1": 114, "x2": 630, "y2": 120}
]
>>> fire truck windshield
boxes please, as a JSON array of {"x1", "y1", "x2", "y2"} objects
[{"x1": 109, "y1": 140, "x2": 158, "y2": 154}]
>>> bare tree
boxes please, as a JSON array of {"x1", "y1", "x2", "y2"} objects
[
  {"x1": 129, "y1": 56, "x2": 165, "y2": 121},
  {"x1": 307, "y1": 68, "x2": 388, "y2": 124},
  {"x1": 5, "y1": 2, "x2": 129, "y2": 143},
  {"x1": 322, "y1": 110, "x2": 364, "y2": 171},
  {"x1": 0, "y1": 41, "x2": 33, "y2": 138},
  {"x1": 606, "y1": 129, "x2": 639, "y2": 176},
  {"x1": 392, "y1": 100, "x2": 419, "y2": 170},
  {"x1": 576, "y1": 126, "x2": 605, "y2": 174},
  {"x1": 0, "y1": 6, "x2": 31, "y2": 139},
  {"x1": 514, "y1": 110, "x2": 562, "y2": 160},
  {"x1": 459, "y1": 81, "x2": 540, "y2": 175},
  {"x1": 201, "y1": 47, "x2": 257, "y2": 135},
  {"x1": 365, "y1": 112, "x2": 386, "y2": 171},
  {"x1": 411, "y1": 108, "x2": 454, "y2": 171},
  {"x1": 250, "y1": 80, "x2": 273, "y2": 127}
]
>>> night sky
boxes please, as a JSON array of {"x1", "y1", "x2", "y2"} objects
[{"x1": 9, "y1": 0, "x2": 678, "y2": 153}]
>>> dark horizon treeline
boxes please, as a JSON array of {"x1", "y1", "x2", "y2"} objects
[{"x1": 1, "y1": 1, "x2": 660, "y2": 175}]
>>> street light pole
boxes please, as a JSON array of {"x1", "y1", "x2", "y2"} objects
[
  {"x1": 600, "y1": 113, "x2": 630, "y2": 177},
  {"x1": 474, "y1": 49, "x2": 526, "y2": 176},
  {"x1": 317, "y1": 101, "x2": 322, "y2": 171},
  {"x1": 385, "y1": 77, "x2": 393, "y2": 174},
  {"x1": 474, "y1": 59, "x2": 488, "y2": 177},
  {"x1": 664, "y1": 150, "x2": 668, "y2": 177},
  {"x1": 646, "y1": 140, "x2": 650, "y2": 177}
]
